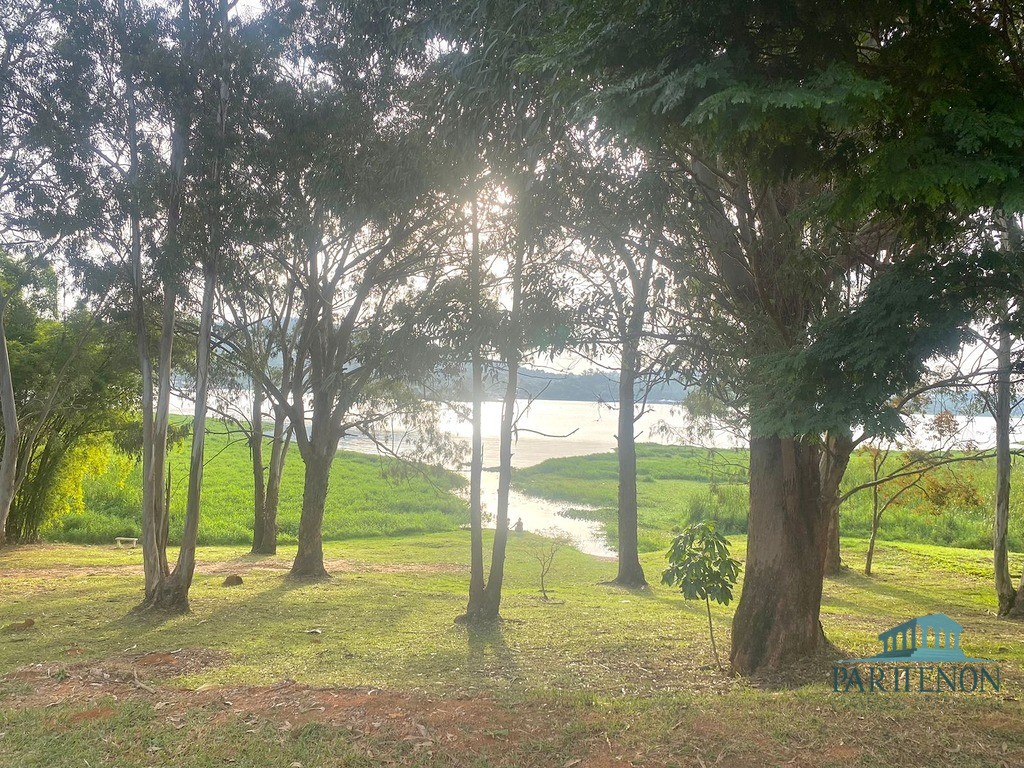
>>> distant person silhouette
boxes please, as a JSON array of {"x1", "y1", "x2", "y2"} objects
[{"x1": 513, "y1": 517, "x2": 524, "y2": 534}]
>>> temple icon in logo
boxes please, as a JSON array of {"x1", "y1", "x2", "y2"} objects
[{"x1": 853, "y1": 613, "x2": 990, "y2": 663}]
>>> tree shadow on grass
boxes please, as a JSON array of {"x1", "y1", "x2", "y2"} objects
[
  {"x1": 462, "y1": 621, "x2": 519, "y2": 684},
  {"x1": 822, "y1": 573, "x2": 959, "y2": 614}
]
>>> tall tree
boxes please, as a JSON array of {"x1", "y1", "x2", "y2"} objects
[
  {"x1": 213, "y1": 272, "x2": 296, "y2": 556},
  {"x1": 45, "y1": 0, "x2": 184, "y2": 598},
  {"x1": 50, "y1": 0, "x2": 249, "y2": 608},
  {"x1": 536, "y1": 0, "x2": 1024, "y2": 672},
  {"x1": 565, "y1": 149, "x2": 679, "y2": 588},
  {"x1": 227, "y1": 0, "x2": 457, "y2": 578},
  {"x1": 439, "y1": 0, "x2": 576, "y2": 622},
  {"x1": 150, "y1": 0, "x2": 235, "y2": 610}
]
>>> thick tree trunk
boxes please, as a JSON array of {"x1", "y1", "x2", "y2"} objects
[
  {"x1": 613, "y1": 358, "x2": 646, "y2": 587},
  {"x1": 994, "y1": 326, "x2": 1015, "y2": 615},
  {"x1": 145, "y1": 569, "x2": 192, "y2": 612},
  {"x1": 291, "y1": 447, "x2": 332, "y2": 579},
  {"x1": 0, "y1": 299, "x2": 20, "y2": 545},
  {"x1": 730, "y1": 435, "x2": 829, "y2": 674}
]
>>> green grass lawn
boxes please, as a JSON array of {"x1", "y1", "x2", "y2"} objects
[
  {"x1": 1, "y1": 534, "x2": 1024, "y2": 766},
  {"x1": 515, "y1": 443, "x2": 1024, "y2": 555},
  {"x1": 47, "y1": 421, "x2": 467, "y2": 546}
]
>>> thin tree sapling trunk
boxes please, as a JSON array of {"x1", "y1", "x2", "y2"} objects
[
  {"x1": 866, "y1": 479, "x2": 881, "y2": 576},
  {"x1": 706, "y1": 596, "x2": 721, "y2": 671}
]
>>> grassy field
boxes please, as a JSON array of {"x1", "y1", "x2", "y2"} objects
[
  {"x1": 1, "y1": 534, "x2": 1023, "y2": 766},
  {"x1": 515, "y1": 444, "x2": 1024, "y2": 556},
  {"x1": 47, "y1": 421, "x2": 467, "y2": 545}
]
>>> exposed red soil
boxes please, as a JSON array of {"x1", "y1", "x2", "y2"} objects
[
  {"x1": 2, "y1": 651, "x2": 631, "y2": 766},
  {"x1": 5, "y1": 646, "x2": 1024, "y2": 768}
]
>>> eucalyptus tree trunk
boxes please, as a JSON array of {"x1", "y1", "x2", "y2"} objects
[
  {"x1": 466, "y1": 347, "x2": 486, "y2": 603},
  {"x1": 287, "y1": 218, "x2": 337, "y2": 580},
  {"x1": 259, "y1": 412, "x2": 290, "y2": 555},
  {"x1": 613, "y1": 347, "x2": 645, "y2": 587},
  {"x1": 465, "y1": 193, "x2": 486, "y2": 616},
  {"x1": 289, "y1": 304, "x2": 337, "y2": 579},
  {"x1": 821, "y1": 429, "x2": 854, "y2": 577},
  {"x1": 291, "y1": 442, "x2": 333, "y2": 579},
  {"x1": 994, "y1": 325, "x2": 1015, "y2": 615},
  {"x1": 252, "y1": 309, "x2": 293, "y2": 555},
  {"x1": 472, "y1": 202, "x2": 527, "y2": 622},
  {"x1": 149, "y1": 262, "x2": 217, "y2": 612},
  {"x1": 250, "y1": 374, "x2": 268, "y2": 553},
  {"x1": 117, "y1": 0, "x2": 172, "y2": 602},
  {"x1": 730, "y1": 434, "x2": 829, "y2": 674},
  {"x1": 612, "y1": 249, "x2": 650, "y2": 588},
  {"x1": 0, "y1": 295, "x2": 19, "y2": 544},
  {"x1": 150, "y1": 290, "x2": 176, "y2": 564},
  {"x1": 145, "y1": 0, "x2": 226, "y2": 611},
  {"x1": 996, "y1": 215, "x2": 1024, "y2": 617},
  {"x1": 476, "y1": 350, "x2": 518, "y2": 619}
]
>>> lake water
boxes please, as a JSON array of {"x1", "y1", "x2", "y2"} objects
[
  {"x1": 327, "y1": 400, "x2": 740, "y2": 557},
  {"x1": 176, "y1": 393, "x2": 1022, "y2": 557}
]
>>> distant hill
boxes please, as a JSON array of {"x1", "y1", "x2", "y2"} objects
[{"x1": 430, "y1": 366, "x2": 689, "y2": 404}]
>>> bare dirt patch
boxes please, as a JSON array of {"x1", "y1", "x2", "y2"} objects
[
  {"x1": 0, "y1": 562, "x2": 141, "y2": 580},
  {"x1": 66, "y1": 705, "x2": 116, "y2": 724},
  {"x1": 3, "y1": 659, "x2": 624, "y2": 766},
  {"x1": 4, "y1": 647, "x2": 230, "y2": 703},
  {"x1": 6, "y1": 658, "x2": 1024, "y2": 768}
]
